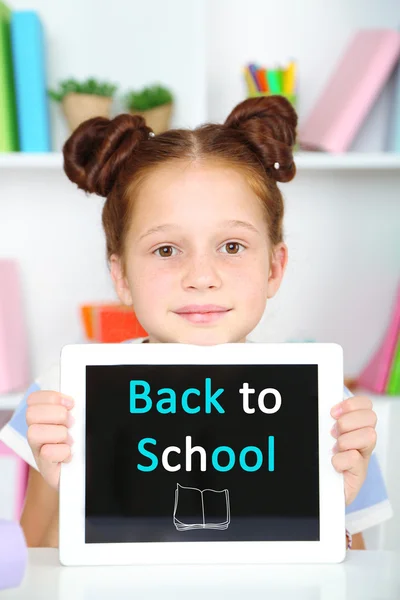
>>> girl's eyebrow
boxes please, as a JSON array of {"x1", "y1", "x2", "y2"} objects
[
  {"x1": 139, "y1": 220, "x2": 260, "y2": 241},
  {"x1": 139, "y1": 224, "x2": 177, "y2": 241},
  {"x1": 222, "y1": 219, "x2": 261, "y2": 235}
]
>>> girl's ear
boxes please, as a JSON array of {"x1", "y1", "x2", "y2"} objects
[
  {"x1": 267, "y1": 243, "x2": 288, "y2": 299},
  {"x1": 110, "y1": 254, "x2": 134, "y2": 306}
]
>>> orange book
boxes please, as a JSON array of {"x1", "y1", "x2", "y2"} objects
[{"x1": 80, "y1": 303, "x2": 147, "y2": 342}]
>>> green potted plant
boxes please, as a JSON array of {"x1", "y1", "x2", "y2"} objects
[
  {"x1": 124, "y1": 83, "x2": 174, "y2": 134},
  {"x1": 48, "y1": 77, "x2": 118, "y2": 132}
]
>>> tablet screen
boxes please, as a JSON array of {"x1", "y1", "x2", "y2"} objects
[{"x1": 85, "y1": 364, "x2": 319, "y2": 544}]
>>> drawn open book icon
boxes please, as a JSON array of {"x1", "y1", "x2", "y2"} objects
[{"x1": 173, "y1": 483, "x2": 230, "y2": 531}]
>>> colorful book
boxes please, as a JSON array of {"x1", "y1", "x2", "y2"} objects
[
  {"x1": 10, "y1": 11, "x2": 51, "y2": 152},
  {"x1": 386, "y1": 337, "x2": 400, "y2": 395},
  {"x1": 0, "y1": 1, "x2": 19, "y2": 152},
  {"x1": 299, "y1": 29, "x2": 400, "y2": 153},
  {"x1": 358, "y1": 285, "x2": 400, "y2": 394}
]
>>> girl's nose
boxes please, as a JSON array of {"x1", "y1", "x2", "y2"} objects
[{"x1": 181, "y1": 254, "x2": 222, "y2": 291}]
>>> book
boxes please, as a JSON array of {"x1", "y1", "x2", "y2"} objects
[
  {"x1": 10, "y1": 11, "x2": 51, "y2": 152},
  {"x1": 358, "y1": 285, "x2": 400, "y2": 394},
  {"x1": 173, "y1": 483, "x2": 230, "y2": 531},
  {"x1": 0, "y1": 1, "x2": 18, "y2": 152},
  {"x1": 386, "y1": 337, "x2": 400, "y2": 395},
  {"x1": 0, "y1": 260, "x2": 30, "y2": 394},
  {"x1": 80, "y1": 302, "x2": 148, "y2": 342},
  {"x1": 299, "y1": 29, "x2": 400, "y2": 153}
]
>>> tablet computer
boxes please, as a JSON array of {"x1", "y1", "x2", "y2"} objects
[{"x1": 59, "y1": 342, "x2": 346, "y2": 566}]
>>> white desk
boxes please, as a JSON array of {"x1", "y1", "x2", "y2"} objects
[{"x1": 2, "y1": 549, "x2": 400, "y2": 599}]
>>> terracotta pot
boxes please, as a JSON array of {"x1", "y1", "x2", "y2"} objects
[
  {"x1": 130, "y1": 102, "x2": 173, "y2": 134},
  {"x1": 62, "y1": 93, "x2": 113, "y2": 131}
]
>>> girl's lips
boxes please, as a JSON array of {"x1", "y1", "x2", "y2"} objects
[
  {"x1": 175, "y1": 304, "x2": 230, "y2": 314},
  {"x1": 175, "y1": 309, "x2": 231, "y2": 324}
]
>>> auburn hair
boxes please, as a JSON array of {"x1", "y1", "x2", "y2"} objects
[{"x1": 63, "y1": 95, "x2": 297, "y2": 273}]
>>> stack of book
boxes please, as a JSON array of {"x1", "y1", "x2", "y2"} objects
[
  {"x1": 0, "y1": 1, "x2": 50, "y2": 152},
  {"x1": 358, "y1": 284, "x2": 400, "y2": 395}
]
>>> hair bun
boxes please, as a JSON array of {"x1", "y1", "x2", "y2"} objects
[
  {"x1": 224, "y1": 95, "x2": 298, "y2": 183},
  {"x1": 63, "y1": 113, "x2": 153, "y2": 197}
]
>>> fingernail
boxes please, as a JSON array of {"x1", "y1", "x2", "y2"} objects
[
  {"x1": 67, "y1": 432, "x2": 74, "y2": 446},
  {"x1": 330, "y1": 423, "x2": 338, "y2": 438},
  {"x1": 332, "y1": 442, "x2": 338, "y2": 454},
  {"x1": 331, "y1": 403, "x2": 343, "y2": 418},
  {"x1": 61, "y1": 397, "x2": 74, "y2": 408},
  {"x1": 67, "y1": 413, "x2": 75, "y2": 427}
]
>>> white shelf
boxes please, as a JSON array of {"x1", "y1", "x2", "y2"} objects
[
  {"x1": 0, "y1": 153, "x2": 63, "y2": 169},
  {"x1": 0, "y1": 152, "x2": 400, "y2": 170},
  {"x1": 0, "y1": 392, "x2": 23, "y2": 411},
  {"x1": 295, "y1": 152, "x2": 400, "y2": 170}
]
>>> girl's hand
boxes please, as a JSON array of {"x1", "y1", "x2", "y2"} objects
[
  {"x1": 26, "y1": 391, "x2": 74, "y2": 490},
  {"x1": 330, "y1": 395, "x2": 377, "y2": 505}
]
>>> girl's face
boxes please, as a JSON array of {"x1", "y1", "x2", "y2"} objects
[{"x1": 111, "y1": 162, "x2": 288, "y2": 345}]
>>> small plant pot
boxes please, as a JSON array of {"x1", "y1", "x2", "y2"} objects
[
  {"x1": 129, "y1": 102, "x2": 173, "y2": 134},
  {"x1": 62, "y1": 93, "x2": 113, "y2": 131}
]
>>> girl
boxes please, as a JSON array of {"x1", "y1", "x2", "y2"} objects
[{"x1": 1, "y1": 95, "x2": 391, "y2": 549}]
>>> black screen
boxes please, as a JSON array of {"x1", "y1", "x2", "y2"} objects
[{"x1": 85, "y1": 364, "x2": 319, "y2": 543}]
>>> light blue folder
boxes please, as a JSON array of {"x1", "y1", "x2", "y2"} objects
[{"x1": 10, "y1": 11, "x2": 51, "y2": 152}]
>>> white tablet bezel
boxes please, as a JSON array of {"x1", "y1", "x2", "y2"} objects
[{"x1": 59, "y1": 342, "x2": 346, "y2": 566}]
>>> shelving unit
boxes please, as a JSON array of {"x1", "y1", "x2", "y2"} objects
[
  {"x1": 0, "y1": 151, "x2": 400, "y2": 170},
  {"x1": 0, "y1": 0, "x2": 398, "y2": 551}
]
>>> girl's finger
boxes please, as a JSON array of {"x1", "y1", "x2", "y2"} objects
[
  {"x1": 39, "y1": 443, "x2": 72, "y2": 464},
  {"x1": 331, "y1": 409, "x2": 377, "y2": 437},
  {"x1": 27, "y1": 424, "x2": 70, "y2": 452},
  {"x1": 26, "y1": 404, "x2": 70, "y2": 427},
  {"x1": 333, "y1": 427, "x2": 377, "y2": 458},
  {"x1": 331, "y1": 449, "x2": 364, "y2": 475},
  {"x1": 27, "y1": 391, "x2": 74, "y2": 408},
  {"x1": 331, "y1": 395, "x2": 372, "y2": 418}
]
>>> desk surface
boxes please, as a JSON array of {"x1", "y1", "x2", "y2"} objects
[{"x1": 2, "y1": 549, "x2": 400, "y2": 599}]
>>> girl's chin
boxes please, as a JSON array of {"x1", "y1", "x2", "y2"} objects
[{"x1": 148, "y1": 330, "x2": 246, "y2": 345}]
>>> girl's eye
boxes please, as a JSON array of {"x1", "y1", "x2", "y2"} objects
[
  {"x1": 221, "y1": 242, "x2": 245, "y2": 255},
  {"x1": 154, "y1": 245, "x2": 178, "y2": 258}
]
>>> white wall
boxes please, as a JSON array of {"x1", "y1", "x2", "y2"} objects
[
  {"x1": 248, "y1": 169, "x2": 399, "y2": 377},
  {"x1": 206, "y1": 0, "x2": 400, "y2": 375},
  {"x1": 205, "y1": 1, "x2": 400, "y2": 551},
  {"x1": 9, "y1": 0, "x2": 207, "y2": 151},
  {"x1": 2, "y1": 0, "x2": 398, "y2": 378},
  {"x1": 1, "y1": 0, "x2": 207, "y2": 378},
  {"x1": 206, "y1": 0, "x2": 398, "y2": 151}
]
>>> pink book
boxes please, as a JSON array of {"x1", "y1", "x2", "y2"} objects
[
  {"x1": 299, "y1": 30, "x2": 400, "y2": 153},
  {"x1": 358, "y1": 284, "x2": 400, "y2": 394},
  {"x1": 0, "y1": 260, "x2": 30, "y2": 394}
]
